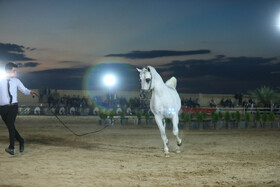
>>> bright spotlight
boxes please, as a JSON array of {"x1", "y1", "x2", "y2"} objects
[
  {"x1": 0, "y1": 70, "x2": 7, "y2": 80},
  {"x1": 104, "y1": 74, "x2": 116, "y2": 87},
  {"x1": 277, "y1": 14, "x2": 280, "y2": 30}
]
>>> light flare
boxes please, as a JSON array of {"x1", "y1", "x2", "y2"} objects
[{"x1": 0, "y1": 70, "x2": 7, "y2": 80}]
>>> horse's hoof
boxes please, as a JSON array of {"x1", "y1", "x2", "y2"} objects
[
  {"x1": 175, "y1": 148, "x2": 181, "y2": 154},
  {"x1": 177, "y1": 141, "x2": 182, "y2": 147},
  {"x1": 164, "y1": 152, "x2": 170, "y2": 157}
]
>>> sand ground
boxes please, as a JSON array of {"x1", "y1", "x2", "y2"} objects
[{"x1": 0, "y1": 116, "x2": 279, "y2": 187}]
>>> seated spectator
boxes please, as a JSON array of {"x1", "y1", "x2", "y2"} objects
[
  {"x1": 209, "y1": 98, "x2": 216, "y2": 108},
  {"x1": 194, "y1": 98, "x2": 200, "y2": 107}
]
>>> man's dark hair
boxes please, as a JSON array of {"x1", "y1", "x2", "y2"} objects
[{"x1": 5, "y1": 62, "x2": 18, "y2": 72}]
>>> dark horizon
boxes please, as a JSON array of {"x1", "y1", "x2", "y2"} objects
[{"x1": 1, "y1": 0, "x2": 280, "y2": 94}]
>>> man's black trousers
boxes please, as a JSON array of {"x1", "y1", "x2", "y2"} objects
[{"x1": 0, "y1": 104, "x2": 24, "y2": 149}]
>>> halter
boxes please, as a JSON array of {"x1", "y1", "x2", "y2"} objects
[
  {"x1": 144, "y1": 66, "x2": 153, "y2": 91},
  {"x1": 140, "y1": 67, "x2": 153, "y2": 100}
]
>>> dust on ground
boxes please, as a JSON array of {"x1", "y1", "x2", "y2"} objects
[{"x1": 0, "y1": 116, "x2": 279, "y2": 187}]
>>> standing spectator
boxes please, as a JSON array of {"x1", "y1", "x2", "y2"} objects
[
  {"x1": 47, "y1": 94, "x2": 54, "y2": 107},
  {"x1": 81, "y1": 96, "x2": 88, "y2": 108},
  {"x1": 52, "y1": 89, "x2": 60, "y2": 107},
  {"x1": 45, "y1": 87, "x2": 51, "y2": 100},
  {"x1": 39, "y1": 86, "x2": 44, "y2": 102}
]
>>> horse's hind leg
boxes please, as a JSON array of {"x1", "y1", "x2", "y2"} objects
[
  {"x1": 155, "y1": 115, "x2": 169, "y2": 157},
  {"x1": 172, "y1": 115, "x2": 182, "y2": 153}
]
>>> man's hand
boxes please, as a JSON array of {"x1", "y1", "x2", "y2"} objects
[{"x1": 30, "y1": 90, "x2": 36, "y2": 96}]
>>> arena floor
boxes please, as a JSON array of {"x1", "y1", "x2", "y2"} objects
[{"x1": 0, "y1": 116, "x2": 279, "y2": 187}]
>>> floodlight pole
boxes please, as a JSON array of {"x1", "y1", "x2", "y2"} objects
[{"x1": 108, "y1": 86, "x2": 111, "y2": 108}]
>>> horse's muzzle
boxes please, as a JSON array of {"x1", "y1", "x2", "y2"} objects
[{"x1": 140, "y1": 90, "x2": 147, "y2": 99}]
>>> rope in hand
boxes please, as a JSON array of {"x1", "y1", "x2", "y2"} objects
[{"x1": 32, "y1": 92, "x2": 112, "y2": 136}]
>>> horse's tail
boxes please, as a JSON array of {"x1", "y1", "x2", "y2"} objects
[{"x1": 165, "y1": 76, "x2": 177, "y2": 89}]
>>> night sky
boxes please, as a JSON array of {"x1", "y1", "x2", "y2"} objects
[{"x1": 1, "y1": 0, "x2": 280, "y2": 94}]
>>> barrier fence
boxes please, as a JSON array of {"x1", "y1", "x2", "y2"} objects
[
  {"x1": 16, "y1": 105, "x2": 280, "y2": 129},
  {"x1": 18, "y1": 105, "x2": 280, "y2": 116}
]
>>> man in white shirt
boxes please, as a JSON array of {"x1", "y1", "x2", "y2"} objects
[{"x1": 0, "y1": 62, "x2": 35, "y2": 155}]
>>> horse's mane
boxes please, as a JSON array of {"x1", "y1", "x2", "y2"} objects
[
  {"x1": 147, "y1": 66, "x2": 177, "y2": 89},
  {"x1": 147, "y1": 66, "x2": 164, "y2": 84}
]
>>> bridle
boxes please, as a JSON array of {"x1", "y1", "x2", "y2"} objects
[{"x1": 140, "y1": 67, "x2": 153, "y2": 99}]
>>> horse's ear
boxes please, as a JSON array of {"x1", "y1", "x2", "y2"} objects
[
  {"x1": 147, "y1": 67, "x2": 150, "y2": 72},
  {"x1": 136, "y1": 68, "x2": 142, "y2": 72}
]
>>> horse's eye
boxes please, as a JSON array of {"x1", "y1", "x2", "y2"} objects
[{"x1": 146, "y1": 78, "x2": 151, "y2": 83}]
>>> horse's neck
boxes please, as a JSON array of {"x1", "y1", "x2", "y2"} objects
[{"x1": 151, "y1": 70, "x2": 166, "y2": 95}]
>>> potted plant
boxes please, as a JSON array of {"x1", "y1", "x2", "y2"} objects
[
  {"x1": 98, "y1": 110, "x2": 107, "y2": 125},
  {"x1": 254, "y1": 110, "x2": 261, "y2": 128},
  {"x1": 135, "y1": 110, "x2": 142, "y2": 125},
  {"x1": 268, "y1": 112, "x2": 276, "y2": 128},
  {"x1": 202, "y1": 112, "x2": 209, "y2": 129},
  {"x1": 184, "y1": 113, "x2": 192, "y2": 130},
  {"x1": 195, "y1": 111, "x2": 203, "y2": 130},
  {"x1": 218, "y1": 111, "x2": 223, "y2": 129},
  {"x1": 120, "y1": 111, "x2": 128, "y2": 125},
  {"x1": 224, "y1": 111, "x2": 231, "y2": 129},
  {"x1": 108, "y1": 110, "x2": 115, "y2": 125},
  {"x1": 179, "y1": 112, "x2": 185, "y2": 129},
  {"x1": 261, "y1": 112, "x2": 268, "y2": 128},
  {"x1": 144, "y1": 111, "x2": 153, "y2": 125},
  {"x1": 165, "y1": 118, "x2": 172, "y2": 129},
  {"x1": 244, "y1": 112, "x2": 251, "y2": 128},
  {"x1": 231, "y1": 112, "x2": 236, "y2": 128},
  {"x1": 211, "y1": 112, "x2": 219, "y2": 130},
  {"x1": 235, "y1": 111, "x2": 241, "y2": 129}
]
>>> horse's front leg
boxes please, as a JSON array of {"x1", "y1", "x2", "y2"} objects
[{"x1": 154, "y1": 115, "x2": 169, "y2": 157}]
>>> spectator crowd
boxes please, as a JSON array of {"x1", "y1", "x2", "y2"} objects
[{"x1": 39, "y1": 88, "x2": 272, "y2": 112}]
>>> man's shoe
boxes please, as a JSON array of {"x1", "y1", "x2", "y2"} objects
[
  {"x1": 20, "y1": 141, "x2": 24, "y2": 153},
  {"x1": 5, "y1": 148, "x2": 14, "y2": 155}
]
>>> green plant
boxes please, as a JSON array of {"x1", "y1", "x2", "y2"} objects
[
  {"x1": 136, "y1": 110, "x2": 142, "y2": 119},
  {"x1": 202, "y1": 112, "x2": 207, "y2": 121},
  {"x1": 254, "y1": 110, "x2": 261, "y2": 122},
  {"x1": 235, "y1": 111, "x2": 241, "y2": 123},
  {"x1": 244, "y1": 112, "x2": 251, "y2": 123},
  {"x1": 249, "y1": 86, "x2": 278, "y2": 106},
  {"x1": 184, "y1": 113, "x2": 193, "y2": 123},
  {"x1": 109, "y1": 110, "x2": 115, "y2": 119},
  {"x1": 218, "y1": 111, "x2": 223, "y2": 120},
  {"x1": 99, "y1": 110, "x2": 107, "y2": 120},
  {"x1": 144, "y1": 111, "x2": 150, "y2": 119},
  {"x1": 195, "y1": 111, "x2": 203, "y2": 123},
  {"x1": 211, "y1": 112, "x2": 219, "y2": 124},
  {"x1": 224, "y1": 111, "x2": 231, "y2": 123},
  {"x1": 120, "y1": 111, "x2": 125, "y2": 118},
  {"x1": 261, "y1": 113, "x2": 268, "y2": 123},
  {"x1": 165, "y1": 118, "x2": 172, "y2": 123},
  {"x1": 231, "y1": 112, "x2": 236, "y2": 121},
  {"x1": 180, "y1": 112, "x2": 185, "y2": 121},
  {"x1": 268, "y1": 112, "x2": 276, "y2": 122}
]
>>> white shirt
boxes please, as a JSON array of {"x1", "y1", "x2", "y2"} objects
[{"x1": 0, "y1": 77, "x2": 31, "y2": 106}]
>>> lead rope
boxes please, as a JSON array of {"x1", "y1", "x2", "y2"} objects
[
  {"x1": 54, "y1": 115, "x2": 110, "y2": 136},
  {"x1": 33, "y1": 92, "x2": 112, "y2": 136}
]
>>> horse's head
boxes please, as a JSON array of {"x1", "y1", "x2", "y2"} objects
[
  {"x1": 137, "y1": 66, "x2": 153, "y2": 91},
  {"x1": 137, "y1": 66, "x2": 153, "y2": 99}
]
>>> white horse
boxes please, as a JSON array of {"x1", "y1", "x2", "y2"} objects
[{"x1": 137, "y1": 66, "x2": 182, "y2": 157}]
